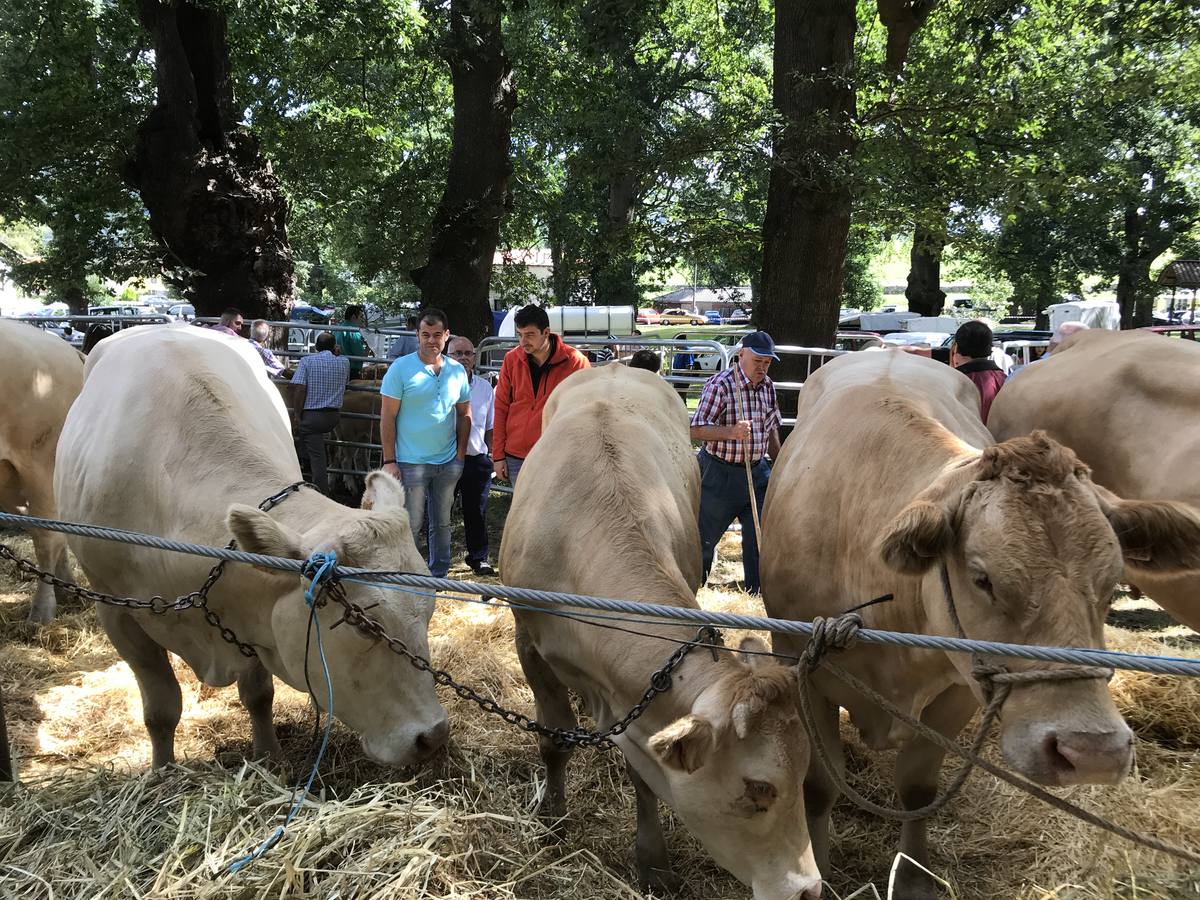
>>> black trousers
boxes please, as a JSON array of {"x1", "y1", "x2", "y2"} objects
[
  {"x1": 456, "y1": 452, "x2": 493, "y2": 565},
  {"x1": 296, "y1": 407, "x2": 340, "y2": 494}
]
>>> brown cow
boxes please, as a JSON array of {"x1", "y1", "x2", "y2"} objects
[
  {"x1": 501, "y1": 365, "x2": 822, "y2": 900},
  {"x1": 990, "y1": 328, "x2": 1200, "y2": 631},
  {"x1": 760, "y1": 349, "x2": 1200, "y2": 898},
  {"x1": 0, "y1": 320, "x2": 85, "y2": 622}
]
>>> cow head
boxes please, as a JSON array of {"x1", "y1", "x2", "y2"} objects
[
  {"x1": 227, "y1": 470, "x2": 448, "y2": 767},
  {"x1": 877, "y1": 432, "x2": 1200, "y2": 786},
  {"x1": 647, "y1": 637, "x2": 822, "y2": 900}
]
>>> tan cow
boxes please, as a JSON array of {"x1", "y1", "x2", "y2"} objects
[
  {"x1": 331, "y1": 381, "x2": 382, "y2": 497},
  {"x1": 990, "y1": 328, "x2": 1200, "y2": 631},
  {"x1": 55, "y1": 325, "x2": 448, "y2": 768},
  {"x1": 501, "y1": 365, "x2": 822, "y2": 900},
  {"x1": 0, "y1": 320, "x2": 85, "y2": 622},
  {"x1": 760, "y1": 349, "x2": 1200, "y2": 898}
]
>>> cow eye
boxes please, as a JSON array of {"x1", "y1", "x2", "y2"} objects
[
  {"x1": 743, "y1": 778, "x2": 777, "y2": 812},
  {"x1": 973, "y1": 573, "x2": 993, "y2": 595}
]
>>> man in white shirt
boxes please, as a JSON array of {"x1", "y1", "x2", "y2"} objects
[{"x1": 447, "y1": 335, "x2": 497, "y2": 576}]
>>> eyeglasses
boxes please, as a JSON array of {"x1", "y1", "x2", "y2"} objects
[{"x1": 450, "y1": 350, "x2": 476, "y2": 357}]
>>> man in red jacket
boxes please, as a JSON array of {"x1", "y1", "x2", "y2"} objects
[
  {"x1": 493, "y1": 305, "x2": 590, "y2": 485},
  {"x1": 951, "y1": 319, "x2": 1007, "y2": 423}
]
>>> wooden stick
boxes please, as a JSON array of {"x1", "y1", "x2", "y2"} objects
[{"x1": 732, "y1": 378, "x2": 763, "y2": 549}]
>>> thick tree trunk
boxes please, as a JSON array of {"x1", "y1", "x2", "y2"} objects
[
  {"x1": 123, "y1": 0, "x2": 293, "y2": 320},
  {"x1": 590, "y1": 165, "x2": 641, "y2": 305},
  {"x1": 1116, "y1": 203, "x2": 1164, "y2": 330},
  {"x1": 412, "y1": 0, "x2": 515, "y2": 342},
  {"x1": 61, "y1": 283, "x2": 88, "y2": 316},
  {"x1": 905, "y1": 220, "x2": 946, "y2": 317},
  {"x1": 757, "y1": 0, "x2": 856, "y2": 350}
]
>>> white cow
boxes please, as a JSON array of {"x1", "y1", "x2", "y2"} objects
[
  {"x1": 502, "y1": 365, "x2": 821, "y2": 900},
  {"x1": 55, "y1": 325, "x2": 448, "y2": 768},
  {"x1": 0, "y1": 319, "x2": 84, "y2": 622}
]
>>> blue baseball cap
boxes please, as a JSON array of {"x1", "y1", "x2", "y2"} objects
[{"x1": 740, "y1": 331, "x2": 779, "y2": 360}]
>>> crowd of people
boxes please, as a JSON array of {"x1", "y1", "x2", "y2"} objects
[{"x1": 204, "y1": 302, "x2": 1084, "y2": 591}]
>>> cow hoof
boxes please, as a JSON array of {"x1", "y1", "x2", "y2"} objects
[
  {"x1": 638, "y1": 865, "x2": 681, "y2": 895},
  {"x1": 890, "y1": 866, "x2": 943, "y2": 900},
  {"x1": 26, "y1": 605, "x2": 54, "y2": 626}
]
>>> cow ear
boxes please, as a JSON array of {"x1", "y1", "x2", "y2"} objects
[
  {"x1": 737, "y1": 635, "x2": 771, "y2": 669},
  {"x1": 1100, "y1": 495, "x2": 1200, "y2": 573},
  {"x1": 362, "y1": 470, "x2": 406, "y2": 513},
  {"x1": 227, "y1": 505, "x2": 306, "y2": 560},
  {"x1": 649, "y1": 715, "x2": 715, "y2": 774},
  {"x1": 877, "y1": 500, "x2": 955, "y2": 574}
]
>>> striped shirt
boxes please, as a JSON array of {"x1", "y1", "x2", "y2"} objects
[
  {"x1": 291, "y1": 350, "x2": 350, "y2": 410},
  {"x1": 691, "y1": 364, "x2": 781, "y2": 464}
]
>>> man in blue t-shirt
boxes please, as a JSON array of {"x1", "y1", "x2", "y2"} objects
[{"x1": 380, "y1": 308, "x2": 471, "y2": 577}]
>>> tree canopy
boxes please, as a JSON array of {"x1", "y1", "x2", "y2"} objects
[{"x1": 1, "y1": 0, "x2": 1196, "y2": 337}]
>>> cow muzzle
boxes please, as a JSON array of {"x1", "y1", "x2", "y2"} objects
[
  {"x1": 1043, "y1": 728, "x2": 1134, "y2": 786},
  {"x1": 361, "y1": 712, "x2": 451, "y2": 767}
]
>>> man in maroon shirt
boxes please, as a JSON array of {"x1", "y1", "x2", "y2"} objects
[{"x1": 951, "y1": 320, "x2": 1006, "y2": 423}]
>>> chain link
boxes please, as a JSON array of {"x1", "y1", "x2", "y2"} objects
[
  {"x1": 0, "y1": 482, "x2": 307, "y2": 657},
  {"x1": 2, "y1": 481, "x2": 718, "y2": 750},
  {"x1": 322, "y1": 580, "x2": 721, "y2": 750}
]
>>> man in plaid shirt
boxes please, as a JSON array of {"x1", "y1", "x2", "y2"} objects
[
  {"x1": 689, "y1": 331, "x2": 782, "y2": 593},
  {"x1": 289, "y1": 331, "x2": 351, "y2": 494}
]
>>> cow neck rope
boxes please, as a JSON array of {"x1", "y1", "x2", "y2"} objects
[{"x1": 794, "y1": 567, "x2": 1200, "y2": 866}]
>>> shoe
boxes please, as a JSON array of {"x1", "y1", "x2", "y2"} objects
[{"x1": 469, "y1": 562, "x2": 497, "y2": 577}]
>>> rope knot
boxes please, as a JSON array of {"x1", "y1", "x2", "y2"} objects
[
  {"x1": 803, "y1": 613, "x2": 863, "y2": 671},
  {"x1": 301, "y1": 551, "x2": 339, "y2": 607}
]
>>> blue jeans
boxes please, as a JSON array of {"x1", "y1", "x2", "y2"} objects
[
  {"x1": 697, "y1": 448, "x2": 770, "y2": 593},
  {"x1": 398, "y1": 458, "x2": 464, "y2": 577},
  {"x1": 505, "y1": 455, "x2": 525, "y2": 486}
]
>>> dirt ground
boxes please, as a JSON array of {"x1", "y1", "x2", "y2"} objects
[{"x1": 2, "y1": 505, "x2": 1199, "y2": 900}]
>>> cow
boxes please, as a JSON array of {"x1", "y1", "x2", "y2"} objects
[
  {"x1": 0, "y1": 319, "x2": 85, "y2": 622},
  {"x1": 989, "y1": 328, "x2": 1200, "y2": 631},
  {"x1": 759, "y1": 349, "x2": 1200, "y2": 899},
  {"x1": 54, "y1": 324, "x2": 449, "y2": 769},
  {"x1": 331, "y1": 381, "x2": 382, "y2": 498},
  {"x1": 500, "y1": 364, "x2": 822, "y2": 900}
]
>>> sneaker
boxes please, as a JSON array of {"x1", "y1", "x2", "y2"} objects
[{"x1": 469, "y1": 562, "x2": 498, "y2": 577}]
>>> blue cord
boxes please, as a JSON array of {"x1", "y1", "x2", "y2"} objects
[{"x1": 225, "y1": 551, "x2": 338, "y2": 876}]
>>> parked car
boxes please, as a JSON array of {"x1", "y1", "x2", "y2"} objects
[
  {"x1": 636, "y1": 308, "x2": 663, "y2": 325},
  {"x1": 725, "y1": 307, "x2": 752, "y2": 325},
  {"x1": 658, "y1": 307, "x2": 706, "y2": 326},
  {"x1": 881, "y1": 331, "x2": 954, "y2": 348},
  {"x1": 87, "y1": 304, "x2": 162, "y2": 319},
  {"x1": 703, "y1": 310, "x2": 723, "y2": 325},
  {"x1": 168, "y1": 303, "x2": 196, "y2": 321}
]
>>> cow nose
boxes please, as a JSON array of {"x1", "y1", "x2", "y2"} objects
[
  {"x1": 415, "y1": 715, "x2": 450, "y2": 758},
  {"x1": 785, "y1": 879, "x2": 822, "y2": 900},
  {"x1": 1049, "y1": 729, "x2": 1133, "y2": 784}
]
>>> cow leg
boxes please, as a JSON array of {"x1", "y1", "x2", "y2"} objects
[
  {"x1": 627, "y1": 761, "x2": 680, "y2": 893},
  {"x1": 514, "y1": 622, "x2": 577, "y2": 825},
  {"x1": 891, "y1": 684, "x2": 975, "y2": 900},
  {"x1": 100, "y1": 608, "x2": 182, "y2": 768},
  {"x1": 25, "y1": 526, "x2": 72, "y2": 624},
  {"x1": 0, "y1": 463, "x2": 72, "y2": 624},
  {"x1": 802, "y1": 687, "x2": 844, "y2": 879},
  {"x1": 236, "y1": 662, "x2": 283, "y2": 762}
]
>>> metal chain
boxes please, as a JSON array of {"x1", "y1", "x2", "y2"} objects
[
  {"x1": 322, "y1": 580, "x2": 721, "y2": 750},
  {"x1": 0, "y1": 482, "x2": 307, "y2": 658}
]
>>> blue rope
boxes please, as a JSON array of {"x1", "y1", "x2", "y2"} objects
[{"x1": 225, "y1": 551, "x2": 338, "y2": 876}]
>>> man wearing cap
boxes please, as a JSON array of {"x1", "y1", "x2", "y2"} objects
[{"x1": 689, "y1": 331, "x2": 782, "y2": 594}]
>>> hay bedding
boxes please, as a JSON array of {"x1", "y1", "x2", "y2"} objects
[{"x1": 2, "y1": 525, "x2": 1200, "y2": 900}]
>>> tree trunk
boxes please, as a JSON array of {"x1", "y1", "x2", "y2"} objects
[
  {"x1": 1116, "y1": 203, "x2": 1161, "y2": 330},
  {"x1": 590, "y1": 165, "x2": 641, "y2": 305},
  {"x1": 757, "y1": 0, "x2": 856, "y2": 350},
  {"x1": 411, "y1": 0, "x2": 515, "y2": 342},
  {"x1": 61, "y1": 283, "x2": 88, "y2": 316},
  {"x1": 904, "y1": 220, "x2": 946, "y2": 317},
  {"x1": 123, "y1": 0, "x2": 293, "y2": 320}
]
